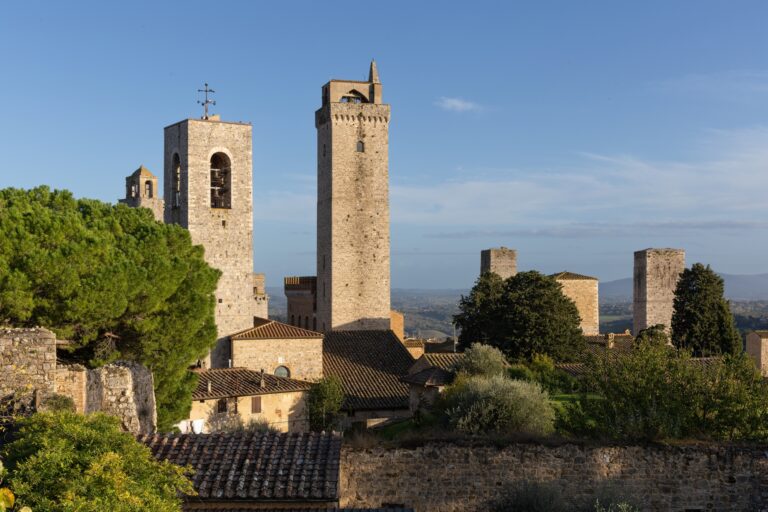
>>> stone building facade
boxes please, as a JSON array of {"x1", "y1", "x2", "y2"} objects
[
  {"x1": 552, "y1": 271, "x2": 599, "y2": 335},
  {"x1": 119, "y1": 165, "x2": 164, "y2": 222},
  {"x1": 284, "y1": 276, "x2": 317, "y2": 330},
  {"x1": 1, "y1": 328, "x2": 156, "y2": 434},
  {"x1": 746, "y1": 331, "x2": 768, "y2": 376},
  {"x1": 163, "y1": 116, "x2": 268, "y2": 367},
  {"x1": 230, "y1": 318, "x2": 324, "y2": 382},
  {"x1": 316, "y1": 61, "x2": 391, "y2": 332},
  {"x1": 633, "y1": 248, "x2": 685, "y2": 335},
  {"x1": 480, "y1": 247, "x2": 517, "y2": 280}
]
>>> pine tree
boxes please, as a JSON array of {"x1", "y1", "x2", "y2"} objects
[{"x1": 671, "y1": 263, "x2": 741, "y2": 356}]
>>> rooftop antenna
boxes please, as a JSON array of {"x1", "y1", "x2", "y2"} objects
[{"x1": 197, "y1": 83, "x2": 216, "y2": 119}]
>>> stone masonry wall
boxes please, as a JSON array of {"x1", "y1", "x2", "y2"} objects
[
  {"x1": 231, "y1": 337, "x2": 323, "y2": 382},
  {"x1": 480, "y1": 247, "x2": 517, "y2": 280},
  {"x1": 316, "y1": 100, "x2": 391, "y2": 332},
  {"x1": 164, "y1": 119, "x2": 260, "y2": 367},
  {"x1": 633, "y1": 248, "x2": 686, "y2": 334},
  {"x1": 340, "y1": 443, "x2": 768, "y2": 512},
  {"x1": 557, "y1": 277, "x2": 599, "y2": 335},
  {"x1": 0, "y1": 327, "x2": 56, "y2": 399},
  {"x1": 86, "y1": 361, "x2": 157, "y2": 435},
  {"x1": 55, "y1": 363, "x2": 88, "y2": 413}
]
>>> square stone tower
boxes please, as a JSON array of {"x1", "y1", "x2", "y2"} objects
[
  {"x1": 315, "y1": 61, "x2": 391, "y2": 332},
  {"x1": 633, "y1": 248, "x2": 685, "y2": 335},
  {"x1": 163, "y1": 115, "x2": 266, "y2": 367},
  {"x1": 481, "y1": 247, "x2": 517, "y2": 280},
  {"x1": 552, "y1": 271, "x2": 599, "y2": 335},
  {"x1": 119, "y1": 165, "x2": 164, "y2": 222}
]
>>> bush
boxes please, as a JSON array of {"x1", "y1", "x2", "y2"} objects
[
  {"x1": 454, "y1": 343, "x2": 508, "y2": 377},
  {"x1": 38, "y1": 393, "x2": 75, "y2": 413},
  {"x1": 441, "y1": 375, "x2": 555, "y2": 436},
  {"x1": 569, "y1": 342, "x2": 768, "y2": 441},
  {"x1": 507, "y1": 364, "x2": 535, "y2": 382},
  {"x1": 529, "y1": 353, "x2": 578, "y2": 394},
  {"x1": 3, "y1": 411, "x2": 193, "y2": 511}
]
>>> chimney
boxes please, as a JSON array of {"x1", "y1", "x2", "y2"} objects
[
  {"x1": 606, "y1": 333, "x2": 615, "y2": 349},
  {"x1": 228, "y1": 358, "x2": 232, "y2": 368},
  {"x1": 207, "y1": 380, "x2": 212, "y2": 393},
  {"x1": 259, "y1": 369, "x2": 265, "y2": 388}
]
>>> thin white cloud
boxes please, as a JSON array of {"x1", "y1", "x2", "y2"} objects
[{"x1": 435, "y1": 97, "x2": 482, "y2": 112}]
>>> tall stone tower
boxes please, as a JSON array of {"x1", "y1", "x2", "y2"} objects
[
  {"x1": 633, "y1": 248, "x2": 685, "y2": 335},
  {"x1": 164, "y1": 115, "x2": 267, "y2": 367},
  {"x1": 119, "y1": 165, "x2": 164, "y2": 222},
  {"x1": 315, "y1": 61, "x2": 391, "y2": 332},
  {"x1": 481, "y1": 247, "x2": 517, "y2": 280}
]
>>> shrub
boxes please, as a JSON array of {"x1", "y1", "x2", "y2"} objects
[
  {"x1": 507, "y1": 363, "x2": 535, "y2": 382},
  {"x1": 38, "y1": 393, "x2": 75, "y2": 413},
  {"x1": 441, "y1": 375, "x2": 555, "y2": 436},
  {"x1": 454, "y1": 343, "x2": 508, "y2": 377},
  {"x1": 529, "y1": 353, "x2": 578, "y2": 394},
  {"x1": 3, "y1": 411, "x2": 193, "y2": 511}
]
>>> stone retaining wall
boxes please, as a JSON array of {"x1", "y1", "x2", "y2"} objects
[{"x1": 340, "y1": 442, "x2": 768, "y2": 512}]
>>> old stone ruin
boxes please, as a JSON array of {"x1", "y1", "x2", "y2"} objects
[{"x1": 0, "y1": 327, "x2": 156, "y2": 434}]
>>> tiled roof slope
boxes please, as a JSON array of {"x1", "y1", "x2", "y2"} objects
[
  {"x1": 557, "y1": 355, "x2": 723, "y2": 378},
  {"x1": 198, "y1": 509, "x2": 413, "y2": 512},
  {"x1": 192, "y1": 368, "x2": 312, "y2": 400},
  {"x1": 401, "y1": 367, "x2": 454, "y2": 387},
  {"x1": 140, "y1": 431, "x2": 341, "y2": 502},
  {"x1": 231, "y1": 317, "x2": 322, "y2": 340},
  {"x1": 424, "y1": 353, "x2": 464, "y2": 371},
  {"x1": 551, "y1": 271, "x2": 598, "y2": 281},
  {"x1": 323, "y1": 330, "x2": 414, "y2": 411}
]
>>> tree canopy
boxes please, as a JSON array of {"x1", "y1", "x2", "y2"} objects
[
  {"x1": 671, "y1": 263, "x2": 741, "y2": 356},
  {"x1": 3, "y1": 412, "x2": 194, "y2": 511},
  {"x1": 0, "y1": 187, "x2": 220, "y2": 429},
  {"x1": 454, "y1": 271, "x2": 585, "y2": 361}
]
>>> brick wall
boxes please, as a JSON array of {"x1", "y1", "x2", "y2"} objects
[{"x1": 340, "y1": 442, "x2": 768, "y2": 512}]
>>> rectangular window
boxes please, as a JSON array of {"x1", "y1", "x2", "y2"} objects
[
  {"x1": 251, "y1": 396, "x2": 261, "y2": 414},
  {"x1": 217, "y1": 399, "x2": 227, "y2": 414}
]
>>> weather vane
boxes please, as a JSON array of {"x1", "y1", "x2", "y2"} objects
[{"x1": 197, "y1": 83, "x2": 216, "y2": 119}]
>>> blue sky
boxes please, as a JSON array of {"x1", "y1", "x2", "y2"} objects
[{"x1": 3, "y1": 1, "x2": 768, "y2": 289}]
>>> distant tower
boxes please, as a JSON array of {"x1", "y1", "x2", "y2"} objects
[
  {"x1": 119, "y1": 165, "x2": 164, "y2": 222},
  {"x1": 633, "y1": 248, "x2": 685, "y2": 335},
  {"x1": 164, "y1": 112, "x2": 268, "y2": 367},
  {"x1": 552, "y1": 271, "x2": 600, "y2": 335},
  {"x1": 315, "y1": 61, "x2": 391, "y2": 332},
  {"x1": 481, "y1": 247, "x2": 517, "y2": 280}
]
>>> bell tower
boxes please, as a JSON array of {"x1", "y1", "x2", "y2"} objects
[
  {"x1": 164, "y1": 111, "x2": 267, "y2": 367},
  {"x1": 315, "y1": 61, "x2": 391, "y2": 332}
]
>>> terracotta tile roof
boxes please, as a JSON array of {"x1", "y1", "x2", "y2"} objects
[
  {"x1": 551, "y1": 271, "x2": 598, "y2": 281},
  {"x1": 400, "y1": 367, "x2": 455, "y2": 387},
  {"x1": 323, "y1": 330, "x2": 414, "y2": 411},
  {"x1": 750, "y1": 331, "x2": 768, "y2": 338},
  {"x1": 423, "y1": 353, "x2": 464, "y2": 371},
  {"x1": 192, "y1": 368, "x2": 312, "y2": 400},
  {"x1": 231, "y1": 317, "x2": 322, "y2": 340},
  {"x1": 139, "y1": 431, "x2": 341, "y2": 502}
]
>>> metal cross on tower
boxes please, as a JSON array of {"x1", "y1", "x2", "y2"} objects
[{"x1": 197, "y1": 83, "x2": 216, "y2": 119}]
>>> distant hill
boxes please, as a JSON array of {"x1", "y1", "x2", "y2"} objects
[{"x1": 600, "y1": 273, "x2": 768, "y2": 302}]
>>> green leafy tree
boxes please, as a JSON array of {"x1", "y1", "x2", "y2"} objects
[
  {"x1": 0, "y1": 187, "x2": 220, "y2": 429},
  {"x1": 569, "y1": 342, "x2": 768, "y2": 441},
  {"x1": 308, "y1": 376, "x2": 344, "y2": 432},
  {"x1": 672, "y1": 263, "x2": 741, "y2": 356},
  {"x1": 454, "y1": 343, "x2": 508, "y2": 377},
  {"x1": 455, "y1": 271, "x2": 584, "y2": 361},
  {"x1": 3, "y1": 412, "x2": 194, "y2": 511}
]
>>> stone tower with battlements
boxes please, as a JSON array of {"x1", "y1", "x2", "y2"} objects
[
  {"x1": 633, "y1": 248, "x2": 685, "y2": 335},
  {"x1": 481, "y1": 247, "x2": 517, "y2": 280},
  {"x1": 119, "y1": 165, "x2": 164, "y2": 222},
  {"x1": 315, "y1": 61, "x2": 391, "y2": 332},
  {"x1": 164, "y1": 115, "x2": 268, "y2": 367}
]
